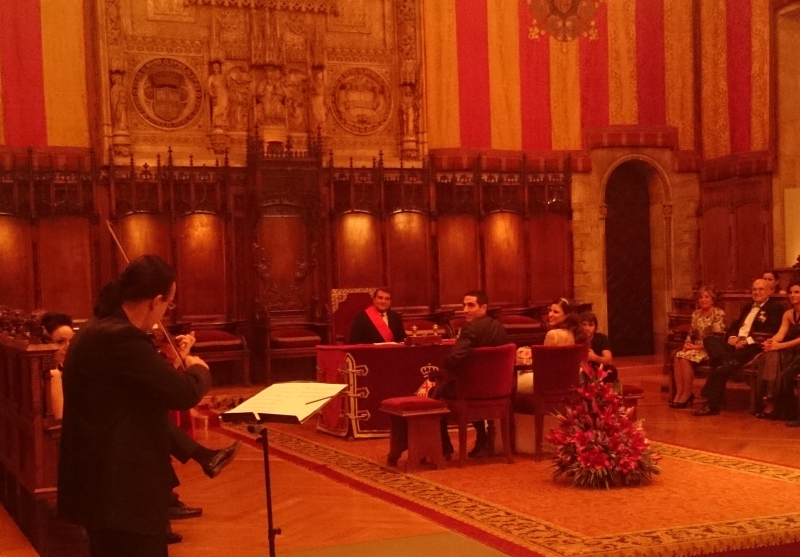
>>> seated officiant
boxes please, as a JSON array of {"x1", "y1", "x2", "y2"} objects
[{"x1": 348, "y1": 288, "x2": 406, "y2": 344}]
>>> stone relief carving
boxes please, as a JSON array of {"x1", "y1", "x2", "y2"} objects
[
  {"x1": 329, "y1": 67, "x2": 391, "y2": 135},
  {"x1": 309, "y1": 69, "x2": 326, "y2": 132},
  {"x1": 207, "y1": 61, "x2": 230, "y2": 130},
  {"x1": 254, "y1": 67, "x2": 287, "y2": 128},
  {"x1": 227, "y1": 65, "x2": 255, "y2": 131},
  {"x1": 285, "y1": 69, "x2": 309, "y2": 132},
  {"x1": 131, "y1": 58, "x2": 204, "y2": 129},
  {"x1": 110, "y1": 73, "x2": 129, "y2": 132},
  {"x1": 147, "y1": 0, "x2": 194, "y2": 22},
  {"x1": 102, "y1": 0, "x2": 423, "y2": 161},
  {"x1": 126, "y1": 36, "x2": 204, "y2": 56}
]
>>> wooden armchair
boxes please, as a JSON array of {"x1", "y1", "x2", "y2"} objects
[
  {"x1": 440, "y1": 344, "x2": 517, "y2": 467},
  {"x1": 513, "y1": 344, "x2": 588, "y2": 459},
  {"x1": 330, "y1": 288, "x2": 378, "y2": 344}
]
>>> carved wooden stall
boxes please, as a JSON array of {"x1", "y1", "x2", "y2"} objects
[
  {"x1": 0, "y1": 333, "x2": 60, "y2": 556},
  {"x1": 106, "y1": 151, "x2": 251, "y2": 384},
  {"x1": 247, "y1": 138, "x2": 328, "y2": 383},
  {"x1": 0, "y1": 150, "x2": 100, "y2": 319}
]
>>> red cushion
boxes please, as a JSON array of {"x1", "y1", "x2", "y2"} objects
[
  {"x1": 269, "y1": 328, "x2": 321, "y2": 349},
  {"x1": 194, "y1": 329, "x2": 238, "y2": 342},
  {"x1": 381, "y1": 396, "x2": 447, "y2": 413},
  {"x1": 193, "y1": 329, "x2": 243, "y2": 351}
]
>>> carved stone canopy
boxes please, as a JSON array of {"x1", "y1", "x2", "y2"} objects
[{"x1": 185, "y1": 0, "x2": 339, "y2": 12}]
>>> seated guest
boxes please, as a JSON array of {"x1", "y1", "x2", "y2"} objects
[
  {"x1": 754, "y1": 280, "x2": 800, "y2": 421},
  {"x1": 348, "y1": 288, "x2": 406, "y2": 344},
  {"x1": 40, "y1": 312, "x2": 75, "y2": 421},
  {"x1": 669, "y1": 286, "x2": 726, "y2": 408},
  {"x1": 763, "y1": 270, "x2": 783, "y2": 295},
  {"x1": 580, "y1": 311, "x2": 619, "y2": 384},
  {"x1": 692, "y1": 279, "x2": 783, "y2": 416},
  {"x1": 429, "y1": 289, "x2": 508, "y2": 459},
  {"x1": 517, "y1": 298, "x2": 585, "y2": 395}
]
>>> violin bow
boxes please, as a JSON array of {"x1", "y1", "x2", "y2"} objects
[{"x1": 105, "y1": 219, "x2": 187, "y2": 372}]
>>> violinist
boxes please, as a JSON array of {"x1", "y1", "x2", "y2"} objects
[{"x1": 58, "y1": 255, "x2": 211, "y2": 557}]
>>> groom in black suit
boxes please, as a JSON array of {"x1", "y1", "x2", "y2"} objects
[
  {"x1": 692, "y1": 279, "x2": 784, "y2": 416},
  {"x1": 348, "y1": 288, "x2": 406, "y2": 344}
]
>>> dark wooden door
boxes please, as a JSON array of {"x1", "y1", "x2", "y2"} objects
[{"x1": 605, "y1": 162, "x2": 655, "y2": 356}]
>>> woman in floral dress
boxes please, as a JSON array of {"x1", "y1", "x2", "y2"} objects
[{"x1": 670, "y1": 286, "x2": 726, "y2": 408}]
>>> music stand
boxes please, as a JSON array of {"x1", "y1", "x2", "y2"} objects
[{"x1": 220, "y1": 382, "x2": 347, "y2": 557}]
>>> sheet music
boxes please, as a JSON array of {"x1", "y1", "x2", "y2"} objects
[{"x1": 223, "y1": 382, "x2": 347, "y2": 424}]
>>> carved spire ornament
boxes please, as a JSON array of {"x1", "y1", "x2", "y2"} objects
[{"x1": 526, "y1": 0, "x2": 605, "y2": 44}]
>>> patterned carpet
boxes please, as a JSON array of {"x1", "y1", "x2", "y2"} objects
[{"x1": 217, "y1": 419, "x2": 800, "y2": 557}]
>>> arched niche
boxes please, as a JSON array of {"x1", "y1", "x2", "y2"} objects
[
  {"x1": 0, "y1": 216, "x2": 34, "y2": 309},
  {"x1": 437, "y1": 214, "x2": 480, "y2": 307},
  {"x1": 116, "y1": 213, "x2": 172, "y2": 263},
  {"x1": 386, "y1": 211, "x2": 430, "y2": 308},
  {"x1": 335, "y1": 212, "x2": 383, "y2": 288},
  {"x1": 483, "y1": 212, "x2": 526, "y2": 306},
  {"x1": 529, "y1": 212, "x2": 572, "y2": 301},
  {"x1": 38, "y1": 216, "x2": 95, "y2": 319},
  {"x1": 175, "y1": 213, "x2": 227, "y2": 320}
]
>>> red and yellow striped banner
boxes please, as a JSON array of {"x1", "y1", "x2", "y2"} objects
[
  {"x1": 0, "y1": 0, "x2": 89, "y2": 147},
  {"x1": 422, "y1": 0, "x2": 768, "y2": 160}
]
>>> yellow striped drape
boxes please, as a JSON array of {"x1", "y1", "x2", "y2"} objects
[
  {"x1": 40, "y1": 0, "x2": 89, "y2": 146},
  {"x1": 701, "y1": 0, "x2": 731, "y2": 159},
  {"x1": 487, "y1": 0, "x2": 521, "y2": 150},
  {"x1": 751, "y1": 0, "x2": 769, "y2": 151},
  {"x1": 608, "y1": 0, "x2": 638, "y2": 124},
  {"x1": 421, "y1": 0, "x2": 460, "y2": 148},
  {"x1": 549, "y1": 38, "x2": 581, "y2": 150},
  {"x1": 663, "y1": 0, "x2": 695, "y2": 150}
]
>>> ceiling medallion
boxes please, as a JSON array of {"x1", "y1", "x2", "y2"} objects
[{"x1": 527, "y1": 0, "x2": 604, "y2": 44}]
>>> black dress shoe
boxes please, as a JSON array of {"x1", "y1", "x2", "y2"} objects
[
  {"x1": 168, "y1": 499, "x2": 203, "y2": 520},
  {"x1": 467, "y1": 442, "x2": 490, "y2": 458},
  {"x1": 167, "y1": 531, "x2": 182, "y2": 544},
  {"x1": 691, "y1": 405, "x2": 720, "y2": 417},
  {"x1": 202, "y1": 440, "x2": 241, "y2": 479}
]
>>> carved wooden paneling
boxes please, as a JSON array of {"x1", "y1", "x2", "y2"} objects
[
  {"x1": 386, "y1": 212, "x2": 429, "y2": 307},
  {"x1": 438, "y1": 214, "x2": 479, "y2": 306},
  {"x1": 700, "y1": 175, "x2": 772, "y2": 291},
  {"x1": 335, "y1": 213, "x2": 382, "y2": 288},
  {"x1": 255, "y1": 210, "x2": 311, "y2": 312},
  {"x1": 484, "y1": 212, "x2": 525, "y2": 305},
  {"x1": 0, "y1": 217, "x2": 34, "y2": 309},
  {"x1": 38, "y1": 217, "x2": 94, "y2": 319},
  {"x1": 175, "y1": 213, "x2": 227, "y2": 320},
  {"x1": 117, "y1": 213, "x2": 172, "y2": 262},
  {"x1": 529, "y1": 213, "x2": 571, "y2": 301},
  {"x1": 735, "y1": 202, "x2": 769, "y2": 289},
  {"x1": 701, "y1": 205, "x2": 730, "y2": 292}
]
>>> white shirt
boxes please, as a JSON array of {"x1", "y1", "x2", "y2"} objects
[{"x1": 737, "y1": 303, "x2": 762, "y2": 342}]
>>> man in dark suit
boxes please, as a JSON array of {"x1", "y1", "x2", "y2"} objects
[
  {"x1": 430, "y1": 289, "x2": 508, "y2": 458},
  {"x1": 348, "y1": 287, "x2": 406, "y2": 344},
  {"x1": 58, "y1": 255, "x2": 212, "y2": 557},
  {"x1": 692, "y1": 278, "x2": 784, "y2": 416}
]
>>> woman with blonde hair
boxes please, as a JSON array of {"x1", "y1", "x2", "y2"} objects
[{"x1": 670, "y1": 286, "x2": 726, "y2": 408}]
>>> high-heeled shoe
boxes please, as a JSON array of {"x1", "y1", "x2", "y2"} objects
[{"x1": 672, "y1": 394, "x2": 695, "y2": 409}]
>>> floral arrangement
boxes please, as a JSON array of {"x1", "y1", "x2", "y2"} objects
[
  {"x1": 516, "y1": 346, "x2": 532, "y2": 365},
  {"x1": 546, "y1": 364, "x2": 660, "y2": 488}
]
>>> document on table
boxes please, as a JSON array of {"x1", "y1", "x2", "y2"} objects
[{"x1": 221, "y1": 382, "x2": 348, "y2": 425}]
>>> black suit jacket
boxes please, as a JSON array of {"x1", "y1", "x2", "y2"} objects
[
  {"x1": 445, "y1": 315, "x2": 509, "y2": 371},
  {"x1": 726, "y1": 297, "x2": 784, "y2": 340},
  {"x1": 57, "y1": 310, "x2": 211, "y2": 535},
  {"x1": 348, "y1": 309, "x2": 406, "y2": 344}
]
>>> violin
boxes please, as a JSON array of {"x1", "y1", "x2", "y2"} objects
[{"x1": 106, "y1": 219, "x2": 189, "y2": 372}]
